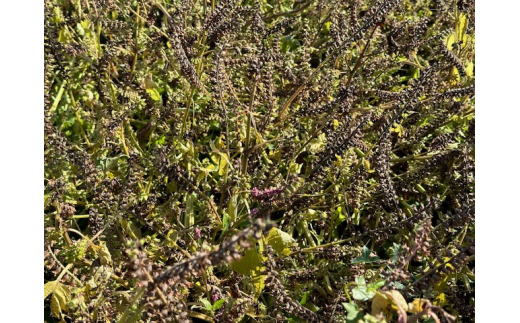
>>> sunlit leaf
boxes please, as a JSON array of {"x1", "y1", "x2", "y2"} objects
[{"x1": 265, "y1": 227, "x2": 295, "y2": 256}]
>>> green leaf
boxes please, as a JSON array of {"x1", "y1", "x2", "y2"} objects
[
  {"x1": 352, "y1": 209, "x2": 361, "y2": 226},
  {"x1": 352, "y1": 286, "x2": 374, "y2": 301},
  {"x1": 218, "y1": 154, "x2": 229, "y2": 176},
  {"x1": 212, "y1": 299, "x2": 225, "y2": 311},
  {"x1": 200, "y1": 298, "x2": 212, "y2": 311},
  {"x1": 322, "y1": 22, "x2": 332, "y2": 34},
  {"x1": 334, "y1": 207, "x2": 346, "y2": 226},
  {"x1": 342, "y1": 302, "x2": 357, "y2": 311},
  {"x1": 342, "y1": 303, "x2": 364, "y2": 323},
  {"x1": 121, "y1": 218, "x2": 142, "y2": 240},
  {"x1": 391, "y1": 243, "x2": 403, "y2": 264},
  {"x1": 355, "y1": 276, "x2": 366, "y2": 285},
  {"x1": 76, "y1": 239, "x2": 89, "y2": 261},
  {"x1": 389, "y1": 281, "x2": 405, "y2": 290},
  {"x1": 265, "y1": 227, "x2": 295, "y2": 256},
  {"x1": 352, "y1": 276, "x2": 375, "y2": 301},
  {"x1": 303, "y1": 301, "x2": 320, "y2": 313},
  {"x1": 222, "y1": 212, "x2": 229, "y2": 234},
  {"x1": 367, "y1": 279, "x2": 386, "y2": 291},
  {"x1": 227, "y1": 195, "x2": 238, "y2": 225},
  {"x1": 281, "y1": 36, "x2": 300, "y2": 52},
  {"x1": 351, "y1": 246, "x2": 380, "y2": 264},
  {"x1": 146, "y1": 88, "x2": 161, "y2": 101},
  {"x1": 76, "y1": 22, "x2": 85, "y2": 36},
  {"x1": 300, "y1": 292, "x2": 309, "y2": 305}
]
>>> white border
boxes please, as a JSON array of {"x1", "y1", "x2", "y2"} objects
[
  {"x1": 0, "y1": 0, "x2": 512, "y2": 321},
  {"x1": 477, "y1": 0, "x2": 520, "y2": 322},
  {"x1": 0, "y1": 1, "x2": 41, "y2": 321}
]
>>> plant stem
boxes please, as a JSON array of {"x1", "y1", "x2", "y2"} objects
[
  {"x1": 47, "y1": 246, "x2": 82, "y2": 284},
  {"x1": 51, "y1": 80, "x2": 67, "y2": 112},
  {"x1": 118, "y1": 287, "x2": 145, "y2": 323}
]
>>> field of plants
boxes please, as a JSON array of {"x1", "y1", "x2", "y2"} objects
[{"x1": 44, "y1": 0, "x2": 475, "y2": 322}]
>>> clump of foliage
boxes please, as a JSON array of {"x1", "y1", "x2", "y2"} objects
[{"x1": 44, "y1": 0, "x2": 475, "y2": 322}]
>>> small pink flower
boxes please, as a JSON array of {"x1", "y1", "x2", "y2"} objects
[
  {"x1": 212, "y1": 293, "x2": 220, "y2": 302},
  {"x1": 194, "y1": 228, "x2": 201, "y2": 239},
  {"x1": 251, "y1": 187, "x2": 260, "y2": 197}
]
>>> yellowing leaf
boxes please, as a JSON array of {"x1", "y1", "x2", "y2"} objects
[
  {"x1": 218, "y1": 154, "x2": 228, "y2": 176},
  {"x1": 255, "y1": 131, "x2": 264, "y2": 144},
  {"x1": 390, "y1": 123, "x2": 404, "y2": 137},
  {"x1": 446, "y1": 34, "x2": 456, "y2": 51},
  {"x1": 146, "y1": 88, "x2": 161, "y2": 101},
  {"x1": 231, "y1": 247, "x2": 265, "y2": 275},
  {"x1": 231, "y1": 246, "x2": 267, "y2": 300},
  {"x1": 87, "y1": 265, "x2": 114, "y2": 289},
  {"x1": 209, "y1": 139, "x2": 233, "y2": 175},
  {"x1": 44, "y1": 281, "x2": 58, "y2": 299},
  {"x1": 308, "y1": 134, "x2": 327, "y2": 154},
  {"x1": 464, "y1": 61, "x2": 474, "y2": 78},
  {"x1": 449, "y1": 67, "x2": 460, "y2": 86},
  {"x1": 121, "y1": 218, "x2": 141, "y2": 240},
  {"x1": 46, "y1": 281, "x2": 71, "y2": 318},
  {"x1": 384, "y1": 290, "x2": 407, "y2": 312},
  {"x1": 371, "y1": 291, "x2": 407, "y2": 321},
  {"x1": 333, "y1": 119, "x2": 340, "y2": 129},
  {"x1": 461, "y1": 34, "x2": 472, "y2": 51},
  {"x1": 227, "y1": 195, "x2": 238, "y2": 224},
  {"x1": 434, "y1": 293, "x2": 447, "y2": 307},
  {"x1": 289, "y1": 162, "x2": 302, "y2": 174},
  {"x1": 371, "y1": 293, "x2": 390, "y2": 317},
  {"x1": 51, "y1": 294, "x2": 62, "y2": 318},
  {"x1": 407, "y1": 298, "x2": 430, "y2": 314},
  {"x1": 265, "y1": 228, "x2": 295, "y2": 256},
  {"x1": 456, "y1": 13, "x2": 468, "y2": 41},
  {"x1": 364, "y1": 159, "x2": 371, "y2": 172},
  {"x1": 97, "y1": 241, "x2": 112, "y2": 266},
  {"x1": 334, "y1": 155, "x2": 342, "y2": 167},
  {"x1": 252, "y1": 270, "x2": 266, "y2": 300},
  {"x1": 433, "y1": 273, "x2": 451, "y2": 293}
]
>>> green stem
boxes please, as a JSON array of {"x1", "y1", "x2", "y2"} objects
[
  {"x1": 118, "y1": 287, "x2": 145, "y2": 323},
  {"x1": 390, "y1": 154, "x2": 434, "y2": 163},
  {"x1": 72, "y1": 214, "x2": 92, "y2": 219},
  {"x1": 300, "y1": 220, "x2": 316, "y2": 247},
  {"x1": 51, "y1": 80, "x2": 67, "y2": 112}
]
